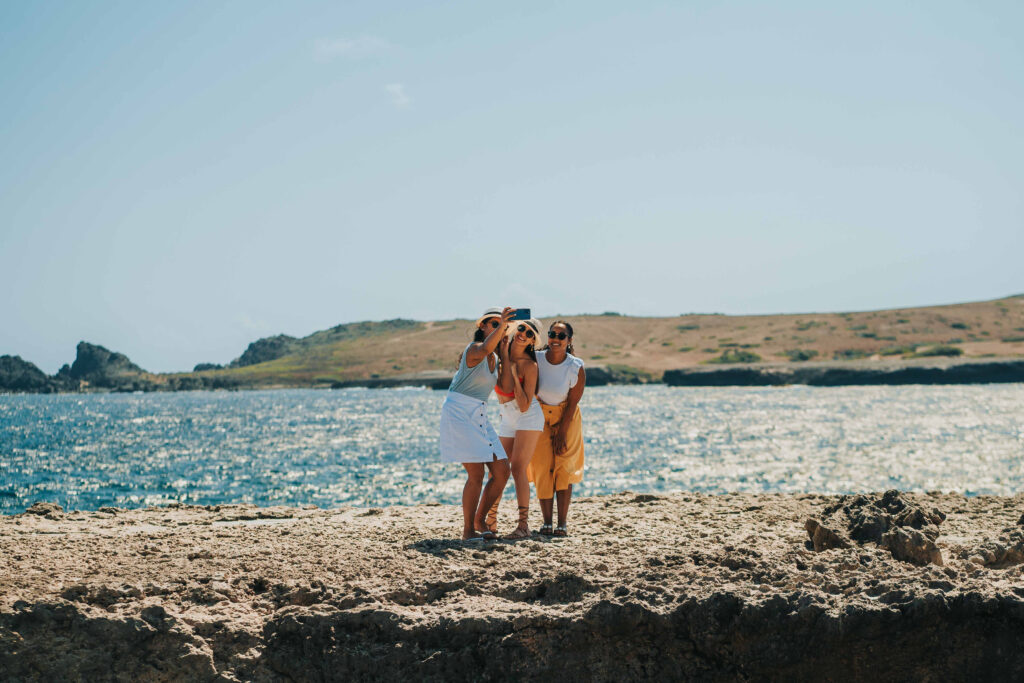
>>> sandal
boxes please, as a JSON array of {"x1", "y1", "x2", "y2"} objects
[
  {"x1": 553, "y1": 525, "x2": 568, "y2": 537},
  {"x1": 485, "y1": 499, "x2": 500, "y2": 533},
  {"x1": 500, "y1": 504, "x2": 531, "y2": 540},
  {"x1": 476, "y1": 530, "x2": 498, "y2": 541},
  {"x1": 539, "y1": 523, "x2": 554, "y2": 536}
]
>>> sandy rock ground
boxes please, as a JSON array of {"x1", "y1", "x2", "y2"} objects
[{"x1": 3, "y1": 492, "x2": 1024, "y2": 682}]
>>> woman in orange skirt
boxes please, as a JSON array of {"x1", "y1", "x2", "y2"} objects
[{"x1": 529, "y1": 320, "x2": 585, "y2": 536}]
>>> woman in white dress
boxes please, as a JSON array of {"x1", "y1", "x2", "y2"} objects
[{"x1": 439, "y1": 307, "x2": 514, "y2": 540}]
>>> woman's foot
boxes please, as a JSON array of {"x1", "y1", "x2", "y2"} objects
[
  {"x1": 503, "y1": 525, "x2": 531, "y2": 540},
  {"x1": 475, "y1": 529, "x2": 498, "y2": 541},
  {"x1": 539, "y1": 523, "x2": 554, "y2": 536},
  {"x1": 553, "y1": 525, "x2": 568, "y2": 537}
]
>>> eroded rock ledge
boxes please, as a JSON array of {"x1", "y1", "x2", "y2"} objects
[{"x1": 3, "y1": 492, "x2": 1024, "y2": 681}]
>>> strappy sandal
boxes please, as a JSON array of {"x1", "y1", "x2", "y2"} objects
[
  {"x1": 539, "y1": 523, "x2": 554, "y2": 536},
  {"x1": 553, "y1": 525, "x2": 568, "y2": 537},
  {"x1": 501, "y1": 505, "x2": 531, "y2": 540},
  {"x1": 485, "y1": 500, "x2": 500, "y2": 533},
  {"x1": 503, "y1": 526, "x2": 531, "y2": 540},
  {"x1": 475, "y1": 530, "x2": 498, "y2": 541}
]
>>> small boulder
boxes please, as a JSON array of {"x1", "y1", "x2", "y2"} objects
[
  {"x1": 882, "y1": 526, "x2": 943, "y2": 566},
  {"x1": 23, "y1": 502, "x2": 64, "y2": 519},
  {"x1": 805, "y1": 518, "x2": 850, "y2": 551}
]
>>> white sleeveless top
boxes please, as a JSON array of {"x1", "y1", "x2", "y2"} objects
[{"x1": 536, "y1": 349, "x2": 584, "y2": 405}]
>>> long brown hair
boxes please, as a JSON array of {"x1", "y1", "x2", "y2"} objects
[
  {"x1": 457, "y1": 323, "x2": 491, "y2": 367},
  {"x1": 541, "y1": 320, "x2": 575, "y2": 355}
]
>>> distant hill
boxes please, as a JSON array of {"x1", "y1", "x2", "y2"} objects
[
  {"x1": 3, "y1": 295, "x2": 1023, "y2": 393},
  {"x1": 174, "y1": 294, "x2": 1024, "y2": 388}
]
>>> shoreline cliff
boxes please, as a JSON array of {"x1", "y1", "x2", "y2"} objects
[{"x1": 3, "y1": 491, "x2": 1024, "y2": 680}]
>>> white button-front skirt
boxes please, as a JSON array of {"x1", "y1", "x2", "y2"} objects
[{"x1": 439, "y1": 391, "x2": 506, "y2": 464}]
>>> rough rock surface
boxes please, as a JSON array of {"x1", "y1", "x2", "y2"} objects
[
  {"x1": 3, "y1": 492, "x2": 1024, "y2": 681},
  {"x1": 227, "y1": 335, "x2": 300, "y2": 369},
  {"x1": 805, "y1": 490, "x2": 947, "y2": 565},
  {"x1": 0, "y1": 356, "x2": 64, "y2": 393},
  {"x1": 57, "y1": 341, "x2": 150, "y2": 390}
]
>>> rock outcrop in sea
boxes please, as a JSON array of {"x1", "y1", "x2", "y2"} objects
[
  {"x1": 56, "y1": 341, "x2": 149, "y2": 390},
  {"x1": 3, "y1": 492, "x2": 1024, "y2": 680},
  {"x1": 0, "y1": 355, "x2": 69, "y2": 393}
]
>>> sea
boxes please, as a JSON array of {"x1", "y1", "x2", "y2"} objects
[{"x1": 1, "y1": 384, "x2": 1022, "y2": 514}]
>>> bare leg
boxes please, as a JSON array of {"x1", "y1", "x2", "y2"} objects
[
  {"x1": 539, "y1": 498, "x2": 554, "y2": 526},
  {"x1": 475, "y1": 457, "x2": 510, "y2": 532},
  {"x1": 461, "y1": 463, "x2": 485, "y2": 539},
  {"x1": 505, "y1": 430, "x2": 542, "y2": 538},
  {"x1": 556, "y1": 484, "x2": 572, "y2": 527},
  {"x1": 485, "y1": 436, "x2": 517, "y2": 531}
]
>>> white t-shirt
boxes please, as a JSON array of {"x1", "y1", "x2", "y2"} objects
[{"x1": 536, "y1": 349, "x2": 584, "y2": 405}]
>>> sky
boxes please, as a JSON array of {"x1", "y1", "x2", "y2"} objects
[{"x1": 1, "y1": 1, "x2": 1022, "y2": 373}]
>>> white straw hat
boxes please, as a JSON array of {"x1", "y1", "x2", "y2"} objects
[{"x1": 474, "y1": 307, "x2": 503, "y2": 326}]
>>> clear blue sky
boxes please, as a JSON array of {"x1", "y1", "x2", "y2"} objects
[{"x1": 2, "y1": 1, "x2": 1022, "y2": 373}]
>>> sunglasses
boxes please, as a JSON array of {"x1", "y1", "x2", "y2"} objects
[
  {"x1": 547, "y1": 331, "x2": 568, "y2": 340},
  {"x1": 484, "y1": 319, "x2": 500, "y2": 329},
  {"x1": 517, "y1": 324, "x2": 535, "y2": 339}
]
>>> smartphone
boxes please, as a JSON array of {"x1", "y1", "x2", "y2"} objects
[{"x1": 510, "y1": 308, "x2": 531, "y2": 321}]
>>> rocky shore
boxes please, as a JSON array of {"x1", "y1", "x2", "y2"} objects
[
  {"x1": 3, "y1": 491, "x2": 1024, "y2": 681},
  {"x1": 664, "y1": 358, "x2": 1024, "y2": 387}
]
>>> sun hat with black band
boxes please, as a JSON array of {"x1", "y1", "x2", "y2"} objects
[{"x1": 475, "y1": 307, "x2": 504, "y2": 326}]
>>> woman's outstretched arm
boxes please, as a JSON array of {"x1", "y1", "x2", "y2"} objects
[{"x1": 465, "y1": 307, "x2": 514, "y2": 368}]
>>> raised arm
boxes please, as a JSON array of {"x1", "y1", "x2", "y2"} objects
[
  {"x1": 465, "y1": 307, "x2": 514, "y2": 368},
  {"x1": 553, "y1": 366, "x2": 585, "y2": 454}
]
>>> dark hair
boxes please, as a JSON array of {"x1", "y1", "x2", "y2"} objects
[
  {"x1": 541, "y1": 320, "x2": 575, "y2": 355},
  {"x1": 458, "y1": 322, "x2": 490, "y2": 367}
]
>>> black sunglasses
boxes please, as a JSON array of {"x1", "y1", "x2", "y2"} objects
[
  {"x1": 547, "y1": 331, "x2": 568, "y2": 340},
  {"x1": 484, "y1": 319, "x2": 500, "y2": 329},
  {"x1": 517, "y1": 324, "x2": 535, "y2": 339}
]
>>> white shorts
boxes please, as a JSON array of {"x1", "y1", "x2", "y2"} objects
[{"x1": 497, "y1": 398, "x2": 544, "y2": 437}]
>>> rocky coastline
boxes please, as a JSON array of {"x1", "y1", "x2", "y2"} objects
[
  {"x1": 664, "y1": 357, "x2": 1024, "y2": 387},
  {"x1": 3, "y1": 491, "x2": 1024, "y2": 681},
  {"x1": 4, "y1": 346, "x2": 1024, "y2": 395}
]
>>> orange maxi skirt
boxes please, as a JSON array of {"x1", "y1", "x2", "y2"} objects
[{"x1": 528, "y1": 401, "x2": 585, "y2": 498}]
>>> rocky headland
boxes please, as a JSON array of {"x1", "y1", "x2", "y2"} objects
[{"x1": 3, "y1": 491, "x2": 1024, "y2": 681}]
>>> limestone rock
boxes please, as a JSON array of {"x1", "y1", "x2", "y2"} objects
[
  {"x1": 22, "y1": 502, "x2": 64, "y2": 520},
  {"x1": 806, "y1": 490, "x2": 946, "y2": 565},
  {"x1": 882, "y1": 526, "x2": 944, "y2": 566},
  {"x1": 805, "y1": 518, "x2": 850, "y2": 551}
]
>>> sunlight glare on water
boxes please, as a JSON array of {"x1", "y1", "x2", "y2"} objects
[{"x1": 1, "y1": 384, "x2": 1021, "y2": 513}]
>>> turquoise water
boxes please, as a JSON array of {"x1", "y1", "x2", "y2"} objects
[{"x1": 1, "y1": 384, "x2": 1022, "y2": 513}]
